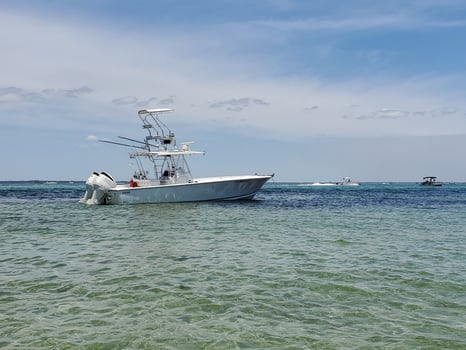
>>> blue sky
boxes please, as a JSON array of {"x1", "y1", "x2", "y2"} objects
[{"x1": 1, "y1": 0, "x2": 466, "y2": 182}]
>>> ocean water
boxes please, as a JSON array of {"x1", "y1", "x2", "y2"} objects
[{"x1": 1, "y1": 181, "x2": 465, "y2": 349}]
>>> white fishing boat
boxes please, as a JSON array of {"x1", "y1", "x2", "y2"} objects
[
  {"x1": 336, "y1": 177, "x2": 360, "y2": 186},
  {"x1": 80, "y1": 108, "x2": 273, "y2": 205}
]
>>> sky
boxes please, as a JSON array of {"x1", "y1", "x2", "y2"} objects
[{"x1": 1, "y1": 0, "x2": 466, "y2": 182}]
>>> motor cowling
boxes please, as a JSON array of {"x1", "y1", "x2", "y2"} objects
[
  {"x1": 86, "y1": 172, "x2": 100, "y2": 187},
  {"x1": 80, "y1": 172, "x2": 100, "y2": 203},
  {"x1": 93, "y1": 172, "x2": 117, "y2": 204},
  {"x1": 95, "y1": 172, "x2": 116, "y2": 189}
]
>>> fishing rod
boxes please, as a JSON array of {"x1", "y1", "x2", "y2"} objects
[
  {"x1": 98, "y1": 139, "x2": 147, "y2": 150},
  {"x1": 118, "y1": 136, "x2": 159, "y2": 148}
]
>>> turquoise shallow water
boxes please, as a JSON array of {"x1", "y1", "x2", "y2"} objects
[{"x1": 1, "y1": 182, "x2": 465, "y2": 349}]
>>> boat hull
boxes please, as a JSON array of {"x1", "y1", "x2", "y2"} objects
[{"x1": 104, "y1": 175, "x2": 272, "y2": 204}]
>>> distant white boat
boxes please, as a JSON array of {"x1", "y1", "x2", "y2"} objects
[
  {"x1": 307, "y1": 177, "x2": 360, "y2": 186},
  {"x1": 80, "y1": 108, "x2": 273, "y2": 205},
  {"x1": 336, "y1": 177, "x2": 360, "y2": 186}
]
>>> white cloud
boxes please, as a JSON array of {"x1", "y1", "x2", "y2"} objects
[
  {"x1": 1, "y1": 7, "x2": 465, "y2": 140},
  {"x1": 1, "y1": 3, "x2": 466, "y2": 181},
  {"x1": 249, "y1": 0, "x2": 466, "y2": 32},
  {"x1": 42, "y1": 86, "x2": 93, "y2": 98},
  {"x1": 112, "y1": 96, "x2": 175, "y2": 107},
  {"x1": 0, "y1": 86, "x2": 45, "y2": 103},
  {"x1": 0, "y1": 86, "x2": 93, "y2": 103},
  {"x1": 112, "y1": 96, "x2": 139, "y2": 105},
  {"x1": 209, "y1": 98, "x2": 270, "y2": 112},
  {"x1": 253, "y1": 15, "x2": 466, "y2": 32},
  {"x1": 356, "y1": 109, "x2": 410, "y2": 120}
]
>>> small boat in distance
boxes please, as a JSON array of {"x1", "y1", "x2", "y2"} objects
[
  {"x1": 336, "y1": 177, "x2": 360, "y2": 186},
  {"x1": 307, "y1": 177, "x2": 360, "y2": 187},
  {"x1": 420, "y1": 176, "x2": 442, "y2": 186},
  {"x1": 81, "y1": 108, "x2": 273, "y2": 204}
]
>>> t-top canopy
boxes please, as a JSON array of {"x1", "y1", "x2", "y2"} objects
[{"x1": 138, "y1": 108, "x2": 174, "y2": 115}]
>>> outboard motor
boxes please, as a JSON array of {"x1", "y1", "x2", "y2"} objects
[
  {"x1": 81, "y1": 171, "x2": 117, "y2": 204},
  {"x1": 80, "y1": 172, "x2": 100, "y2": 204},
  {"x1": 92, "y1": 172, "x2": 117, "y2": 204}
]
